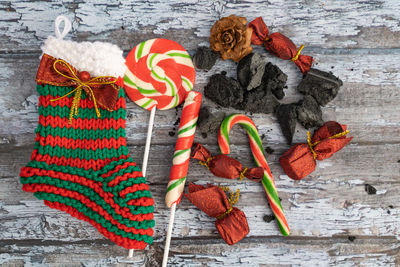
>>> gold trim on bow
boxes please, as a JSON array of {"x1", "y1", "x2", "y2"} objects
[{"x1": 49, "y1": 59, "x2": 117, "y2": 123}]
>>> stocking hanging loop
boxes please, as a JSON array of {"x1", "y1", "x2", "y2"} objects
[{"x1": 54, "y1": 15, "x2": 72, "y2": 39}]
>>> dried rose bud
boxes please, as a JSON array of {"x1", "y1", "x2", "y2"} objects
[{"x1": 210, "y1": 15, "x2": 253, "y2": 62}]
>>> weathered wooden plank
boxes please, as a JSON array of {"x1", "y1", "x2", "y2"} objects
[
  {"x1": 0, "y1": 237, "x2": 399, "y2": 266},
  {"x1": 1, "y1": 52, "x2": 400, "y2": 147},
  {"x1": 1, "y1": 183, "x2": 398, "y2": 241},
  {"x1": 1, "y1": 0, "x2": 400, "y2": 52},
  {"x1": 165, "y1": 237, "x2": 400, "y2": 267},
  {"x1": 1, "y1": 143, "x2": 399, "y2": 241},
  {"x1": 1, "y1": 143, "x2": 399, "y2": 185},
  {"x1": 1, "y1": 181, "x2": 398, "y2": 241}
]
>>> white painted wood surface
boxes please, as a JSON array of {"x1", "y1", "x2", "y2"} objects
[{"x1": 0, "y1": 0, "x2": 399, "y2": 266}]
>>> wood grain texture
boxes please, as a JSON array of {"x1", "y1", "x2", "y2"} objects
[{"x1": 0, "y1": 0, "x2": 399, "y2": 266}]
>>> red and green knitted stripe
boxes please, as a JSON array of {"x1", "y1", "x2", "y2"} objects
[
  {"x1": 102, "y1": 161, "x2": 138, "y2": 186},
  {"x1": 23, "y1": 164, "x2": 148, "y2": 198},
  {"x1": 39, "y1": 95, "x2": 123, "y2": 110},
  {"x1": 37, "y1": 85, "x2": 126, "y2": 120},
  {"x1": 25, "y1": 185, "x2": 154, "y2": 241},
  {"x1": 21, "y1": 167, "x2": 151, "y2": 209},
  {"x1": 30, "y1": 153, "x2": 129, "y2": 171},
  {"x1": 37, "y1": 85, "x2": 126, "y2": 113},
  {"x1": 105, "y1": 170, "x2": 144, "y2": 188},
  {"x1": 39, "y1": 191, "x2": 154, "y2": 235},
  {"x1": 39, "y1": 115, "x2": 126, "y2": 131},
  {"x1": 21, "y1": 175, "x2": 154, "y2": 219},
  {"x1": 98, "y1": 157, "x2": 138, "y2": 177},
  {"x1": 37, "y1": 84, "x2": 126, "y2": 104},
  {"x1": 26, "y1": 160, "x2": 102, "y2": 181},
  {"x1": 25, "y1": 158, "x2": 139, "y2": 185},
  {"x1": 22, "y1": 160, "x2": 154, "y2": 211},
  {"x1": 32, "y1": 191, "x2": 153, "y2": 241},
  {"x1": 30, "y1": 185, "x2": 154, "y2": 229},
  {"x1": 36, "y1": 144, "x2": 128, "y2": 161},
  {"x1": 39, "y1": 104, "x2": 126, "y2": 120},
  {"x1": 37, "y1": 125, "x2": 127, "y2": 140},
  {"x1": 218, "y1": 114, "x2": 290, "y2": 236},
  {"x1": 44, "y1": 201, "x2": 148, "y2": 249},
  {"x1": 40, "y1": 135, "x2": 127, "y2": 150}
]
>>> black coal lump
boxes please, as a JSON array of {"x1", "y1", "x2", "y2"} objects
[
  {"x1": 297, "y1": 68, "x2": 343, "y2": 106},
  {"x1": 241, "y1": 85, "x2": 280, "y2": 114},
  {"x1": 276, "y1": 103, "x2": 298, "y2": 145},
  {"x1": 263, "y1": 62, "x2": 288, "y2": 100},
  {"x1": 263, "y1": 214, "x2": 275, "y2": 223},
  {"x1": 193, "y1": 46, "x2": 219, "y2": 71},
  {"x1": 348, "y1": 236, "x2": 356, "y2": 242},
  {"x1": 237, "y1": 53, "x2": 266, "y2": 91},
  {"x1": 296, "y1": 95, "x2": 324, "y2": 129},
  {"x1": 197, "y1": 107, "x2": 226, "y2": 136},
  {"x1": 365, "y1": 184, "x2": 377, "y2": 195},
  {"x1": 204, "y1": 73, "x2": 244, "y2": 108}
]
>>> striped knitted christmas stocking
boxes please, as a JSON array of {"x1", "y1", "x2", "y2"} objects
[{"x1": 19, "y1": 33, "x2": 154, "y2": 249}]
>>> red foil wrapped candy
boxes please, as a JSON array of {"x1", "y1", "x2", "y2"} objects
[
  {"x1": 279, "y1": 121, "x2": 352, "y2": 180},
  {"x1": 185, "y1": 183, "x2": 249, "y2": 245},
  {"x1": 248, "y1": 17, "x2": 313, "y2": 74},
  {"x1": 191, "y1": 143, "x2": 263, "y2": 181}
]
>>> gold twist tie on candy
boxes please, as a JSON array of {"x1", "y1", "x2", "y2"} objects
[
  {"x1": 50, "y1": 59, "x2": 117, "y2": 123},
  {"x1": 239, "y1": 167, "x2": 248, "y2": 181},
  {"x1": 307, "y1": 130, "x2": 350, "y2": 160},
  {"x1": 199, "y1": 157, "x2": 213, "y2": 170},
  {"x1": 291, "y1": 44, "x2": 305, "y2": 62},
  {"x1": 216, "y1": 187, "x2": 240, "y2": 220}
]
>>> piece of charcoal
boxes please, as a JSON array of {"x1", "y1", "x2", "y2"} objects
[
  {"x1": 276, "y1": 103, "x2": 298, "y2": 144},
  {"x1": 263, "y1": 62, "x2": 288, "y2": 100},
  {"x1": 265, "y1": 146, "x2": 275, "y2": 154},
  {"x1": 241, "y1": 85, "x2": 280, "y2": 114},
  {"x1": 297, "y1": 68, "x2": 343, "y2": 106},
  {"x1": 193, "y1": 46, "x2": 219, "y2": 71},
  {"x1": 364, "y1": 184, "x2": 377, "y2": 195},
  {"x1": 348, "y1": 236, "x2": 356, "y2": 242},
  {"x1": 263, "y1": 214, "x2": 275, "y2": 223},
  {"x1": 204, "y1": 73, "x2": 244, "y2": 108},
  {"x1": 237, "y1": 53, "x2": 266, "y2": 91},
  {"x1": 197, "y1": 107, "x2": 226, "y2": 136},
  {"x1": 296, "y1": 95, "x2": 324, "y2": 129}
]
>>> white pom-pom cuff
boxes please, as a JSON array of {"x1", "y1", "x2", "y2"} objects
[{"x1": 41, "y1": 36, "x2": 126, "y2": 78}]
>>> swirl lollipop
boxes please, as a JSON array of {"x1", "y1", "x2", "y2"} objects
[
  {"x1": 124, "y1": 38, "x2": 195, "y2": 111},
  {"x1": 123, "y1": 39, "x2": 198, "y2": 259}
]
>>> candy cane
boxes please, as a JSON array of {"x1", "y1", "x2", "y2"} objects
[
  {"x1": 218, "y1": 114, "x2": 290, "y2": 236},
  {"x1": 166, "y1": 91, "x2": 202, "y2": 207},
  {"x1": 123, "y1": 38, "x2": 196, "y2": 257},
  {"x1": 162, "y1": 91, "x2": 202, "y2": 267}
]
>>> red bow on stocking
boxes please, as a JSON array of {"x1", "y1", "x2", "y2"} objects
[{"x1": 36, "y1": 54, "x2": 120, "y2": 122}]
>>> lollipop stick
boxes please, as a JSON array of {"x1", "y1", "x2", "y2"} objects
[
  {"x1": 162, "y1": 203, "x2": 176, "y2": 267},
  {"x1": 128, "y1": 106, "x2": 156, "y2": 258},
  {"x1": 142, "y1": 106, "x2": 156, "y2": 177}
]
